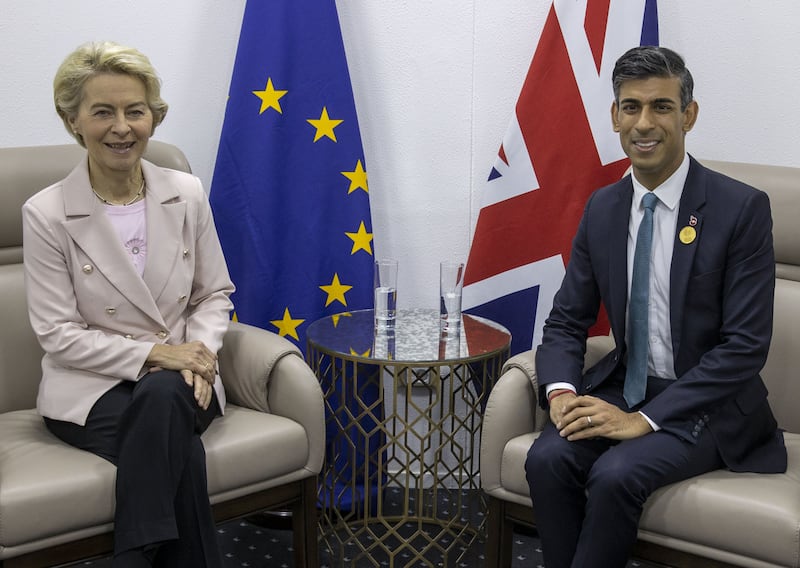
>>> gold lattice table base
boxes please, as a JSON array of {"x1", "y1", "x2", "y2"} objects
[{"x1": 309, "y1": 349, "x2": 508, "y2": 567}]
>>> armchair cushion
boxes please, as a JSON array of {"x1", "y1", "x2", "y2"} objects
[
  {"x1": 638, "y1": 435, "x2": 800, "y2": 567},
  {"x1": 204, "y1": 406, "x2": 309, "y2": 501},
  {"x1": 0, "y1": 409, "x2": 115, "y2": 548},
  {"x1": 502, "y1": 433, "x2": 539, "y2": 499}
]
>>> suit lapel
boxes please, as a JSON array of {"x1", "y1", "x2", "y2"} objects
[
  {"x1": 60, "y1": 160, "x2": 170, "y2": 327},
  {"x1": 670, "y1": 157, "x2": 707, "y2": 353},
  {"x1": 140, "y1": 160, "x2": 186, "y2": 302}
]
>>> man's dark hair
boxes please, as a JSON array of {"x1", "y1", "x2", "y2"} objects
[{"x1": 612, "y1": 46, "x2": 694, "y2": 111}]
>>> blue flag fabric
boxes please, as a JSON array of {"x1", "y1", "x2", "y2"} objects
[{"x1": 210, "y1": 0, "x2": 374, "y2": 351}]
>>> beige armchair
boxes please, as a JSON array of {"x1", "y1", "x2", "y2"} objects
[
  {"x1": 481, "y1": 160, "x2": 800, "y2": 568},
  {"x1": 0, "y1": 141, "x2": 325, "y2": 567}
]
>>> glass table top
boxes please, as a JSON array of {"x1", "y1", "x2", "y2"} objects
[{"x1": 306, "y1": 308, "x2": 511, "y2": 364}]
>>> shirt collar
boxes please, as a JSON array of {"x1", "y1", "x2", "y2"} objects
[{"x1": 631, "y1": 153, "x2": 689, "y2": 212}]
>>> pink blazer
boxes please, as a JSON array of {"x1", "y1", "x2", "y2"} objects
[{"x1": 23, "y1": 157, "x2": 235, "y2": 425}]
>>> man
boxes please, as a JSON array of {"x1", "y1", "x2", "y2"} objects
[{"x1": 525, "y1": 46, "x2": 786, "y2": 568}]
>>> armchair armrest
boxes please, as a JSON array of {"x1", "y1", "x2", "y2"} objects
[
  {"x1": 218, "y1": 321, "x2": 325, "y2": 474},
  {"x1": 481, "y1": 355, "x2": 538, "y2": 493},
  {"x1": 267, "y1": 352, "x2": 325, "y2": 474},
  {"x1": 500, "y1": 349, "x2": 548, "y2": 432},
  {"x1": 218, "y1": 321, "x2": 299, "y2": 412}
]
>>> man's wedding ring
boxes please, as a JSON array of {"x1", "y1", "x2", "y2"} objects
[{"x1": 587, "y1": 415, "x2": 592, "y2": 426}]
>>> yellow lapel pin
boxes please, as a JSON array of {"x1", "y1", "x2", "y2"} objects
[{"x1": 679, "y1": 226, "x2": 696, "y2": 244}]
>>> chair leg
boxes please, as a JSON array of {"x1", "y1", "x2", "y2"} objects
[
  {"x1": 485, "y1": 495, "x2": 514, "y2": 568},
  {"x1": 292, "y1": 476, "x2": 319, "y2": 568}
]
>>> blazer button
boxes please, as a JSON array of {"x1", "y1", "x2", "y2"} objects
[
  {"x1": 156, "y1": 330, "x2": 168, "y2": 339},
  {"x1": 82, "y1": 264, "x2": 93, "y2": 274},
  {"x1": 105, "y1": 307, "x2": 116, "y2": 315},
  {"x1": 183, "y1": 249, "x2": 190, "y2": 258},
  {"x1": 124, "y1": 334, "x2": 134, "y2": 340},
  {"x1": 178, "y1": 294, "x2": 187, "y2": 302}
]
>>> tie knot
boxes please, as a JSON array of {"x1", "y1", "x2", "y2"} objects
[{"x1": 642, "y1": 192, "x2": 658, "y2": 212}]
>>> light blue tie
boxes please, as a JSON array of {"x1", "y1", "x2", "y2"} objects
[{"x1": 624, "y1": 192, "x2": 658, "y2": 408}]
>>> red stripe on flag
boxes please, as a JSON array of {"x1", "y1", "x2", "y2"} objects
[{"x1": 585, "y1": 0, "x2": 611, "y2": 73}]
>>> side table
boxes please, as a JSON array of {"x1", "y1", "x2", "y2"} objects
[{"x1": 306, "y1": 308, "x2": 511, "y2": 566}]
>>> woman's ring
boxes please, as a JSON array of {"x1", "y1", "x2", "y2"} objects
[
  {"x1": 204, "y1": 362, "x2": 210, "y2": 370},
  {"x1": 587, "y1": 415, "x2": 593, "y2": 426}
]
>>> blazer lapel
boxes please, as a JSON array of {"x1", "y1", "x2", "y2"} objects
[
  {"x1": 61, "y1": 160, "x2": 166, "y2": 326},
  {"x1": 670, "y1": 157, "x2": 707, "y2": 353},
  {"x1": 140, "y1": 160, "x2": 187, "y2": 303}
]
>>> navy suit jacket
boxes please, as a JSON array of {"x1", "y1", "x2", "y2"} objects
[{"x1": 536, "y1": 156, "x2": 786, "y2": 474}]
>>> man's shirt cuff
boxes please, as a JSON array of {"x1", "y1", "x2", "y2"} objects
[{"x1": 545, "y1": 382, "x2": 576, "y2": 396}]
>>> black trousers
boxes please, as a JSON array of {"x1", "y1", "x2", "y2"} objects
[
  {"x1": 525, "y1": 369, "x2": 724, "y2": 568},
  {"x1": 45, "y1": 370, "x2": 222, "y2": 567}
]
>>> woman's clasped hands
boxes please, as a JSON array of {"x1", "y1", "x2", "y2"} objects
[{"x1": 147, "y1": 340, "x2": 217, "y2": 409}]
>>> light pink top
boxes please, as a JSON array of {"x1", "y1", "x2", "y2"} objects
[{"x1": 102, "y1": 200, "x2": 147, "y2": 276}]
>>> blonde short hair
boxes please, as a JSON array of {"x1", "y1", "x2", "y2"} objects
[{"x1": 53, "y1": 41, "x2": 168, "y2": 147}]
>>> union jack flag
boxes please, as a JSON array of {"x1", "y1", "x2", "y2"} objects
[{"x1": 463, "y1": 0, "x2": 659, "y2": 354}]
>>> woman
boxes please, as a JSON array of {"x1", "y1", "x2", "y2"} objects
[{"x1": 22, "y1": 41, "x2": 234, "y2": 567}]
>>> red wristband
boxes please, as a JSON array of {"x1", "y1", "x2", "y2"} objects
[{"x1": 547, "y1": 389, "x2": 574, "y2": 403}]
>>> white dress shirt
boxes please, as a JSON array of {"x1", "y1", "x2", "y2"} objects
[{"x1": 627, "y1": 154, "x2": 689, "y2": 381}]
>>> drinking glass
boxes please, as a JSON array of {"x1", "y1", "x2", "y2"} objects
[
  {"x1": 439, "y1": 260, "x2": 464, "y2": 333},
  {"x1": 374, "y1": 259, "x2": 398, "y2": 330}
]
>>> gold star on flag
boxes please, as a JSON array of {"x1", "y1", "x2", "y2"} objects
[
  {"x1": 270, "y1": 307, "x2": 305, "y2": 340},
  {"x1": 319, "y1": 273, "x2": 353, "y2": 307},
  {"x1": 252, "y1": 78, "x2": 288, "y2": 114},
  {"x1": 307, "y1": 107, "x2": 343, "y2": 142},
  {"x1": 345, "y1": 221, "x2": 374, "y2": 255},
  {"x1": 350, "y1": 347, "x2": 371, "y2": 357},
  {"x1": 341, "y1": 159, "x2": 368, "y2": 194}
]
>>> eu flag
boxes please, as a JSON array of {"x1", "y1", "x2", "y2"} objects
[{"x1": 210, "y1": 0, "x2": 374, "y2": 351}]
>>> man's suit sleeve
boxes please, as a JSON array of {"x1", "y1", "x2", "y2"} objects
[{"x1": 535, "y1": 194, "x2": 603, "y2": 401}]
